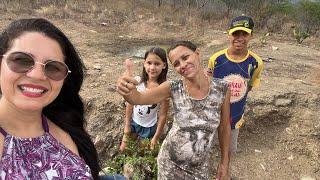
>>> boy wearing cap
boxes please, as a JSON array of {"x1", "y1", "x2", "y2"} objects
[{"x1": 207, "y1": 15, "x2": 263, "y2": 154}]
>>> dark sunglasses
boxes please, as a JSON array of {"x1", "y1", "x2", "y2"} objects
[{"x1": 2, "y1": 52, "x2": 71, "y2": 81}]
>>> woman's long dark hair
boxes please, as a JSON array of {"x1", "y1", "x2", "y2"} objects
[
  {"x1": 0, "y1": 18, "x2": 100, "y2": 179},
  {"x1": 141, "y1": 47, "x2": 168, "y2": 85}
]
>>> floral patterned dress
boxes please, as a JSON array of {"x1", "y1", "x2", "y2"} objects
[
  {"x1": 157, "y1": 78, "x2": 228, "y2": 180},
  {"x1": 0, "y1": 115, "x2": 92, "y2": 179}
]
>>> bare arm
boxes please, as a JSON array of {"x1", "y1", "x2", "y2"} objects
[
  {"x1": 117, "y1": 75, "x2": 171, "y2": 105},
  {"x1": 120, "y1": 103, "x2": 134, "y2": 151},
  {"x1": 151, "y1": 98, "x2": 169, "y2": 147},
  {"x1": 217, "y1": 88, "x2": 231, "y2": 179},
  {"x1": 124, "y1": 103, "x2": 133, "y2": 134}
]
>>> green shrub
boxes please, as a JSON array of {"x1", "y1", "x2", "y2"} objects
[
  {"x1": 104, "y1": 135, "x2": 160, "y2": 180},
  {"x1": 294, "y1": 1, "x2": 320, "y2": 34},
  {"x1": 293, "y1": 26, "x2": 310, "y2": 44}
]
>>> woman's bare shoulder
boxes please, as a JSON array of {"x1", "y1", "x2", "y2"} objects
[{"x1": 48, "y1": 120, "x2": 79, "y2": 155}]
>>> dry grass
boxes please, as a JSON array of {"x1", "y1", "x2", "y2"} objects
[
  {"x1": 0, "y1": 0, "x2": 227, "y2": 29},
  {"x1": 0, "y1": 0, "x2": 318, "y2": 42},
  {"x1": 0, "y1": 0, "x2": 133, "y2": 25}
]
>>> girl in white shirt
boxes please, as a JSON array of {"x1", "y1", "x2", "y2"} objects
[{"x1": 120, "y1": 47, "x2": 169, "y2": 151}]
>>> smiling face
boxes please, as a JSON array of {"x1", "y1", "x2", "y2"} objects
[
  {"x1": 228, "y1": 30, "x2": 252, "y2": 51},
  {"x1": 168, "y1": 45, "x2": 201, "y2": 78},
  {"x1": 0, "y1": 32, "x2": 65, "y2": 111},
  {"x1": 143, "y1": 53, "x2": 166, "y2": 81}
]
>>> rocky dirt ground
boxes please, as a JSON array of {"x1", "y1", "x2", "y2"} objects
[{"x1": 0, "y1": 8, "x2": 319, "y2": 180}]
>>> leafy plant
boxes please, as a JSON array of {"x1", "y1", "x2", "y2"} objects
[
  {"x1": 104, "y1": 135, "x2": 160, "y2": 180},
  {"x1": 293, "y1": 27, "x2": 310, "y2": 44}
]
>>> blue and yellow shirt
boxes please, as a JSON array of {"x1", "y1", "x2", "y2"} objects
[{"x1": 208, "y1": 48, "x2": 263, "y2": 129}]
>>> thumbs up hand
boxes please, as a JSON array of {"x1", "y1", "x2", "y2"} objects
[
  {"x1": 124, "y1": 58, "x2": 134, "y2": 77},
  {"x1": 117, "y1": 58, "x2": 138, "y2": 96}
]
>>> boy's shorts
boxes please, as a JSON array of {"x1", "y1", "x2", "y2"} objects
[
  {"x1": 230, "y1": 128, "x2": 239, "y2": 153},
  {"x1": 131, "y1": 120, "x2": 157, "y2": 139},
  {"x1": 214, "y1": 128, "x2": 239, "y2": 153}
]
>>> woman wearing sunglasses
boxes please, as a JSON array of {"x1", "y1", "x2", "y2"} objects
[{"x1": 0, "y1": 18, "x2": 101, "y2": 179}]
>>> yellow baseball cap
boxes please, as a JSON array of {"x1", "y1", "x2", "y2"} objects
[{"x1": 228, "y1": 16, "x2": 254, "y2": 35}]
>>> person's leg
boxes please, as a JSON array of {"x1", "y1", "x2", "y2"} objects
[
  {"x1": 229, "y1": 128, "x2": 240, "y2": 180},
  {"x1": 229, "y1": 128, "x2": 240, "y2": 154}
]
